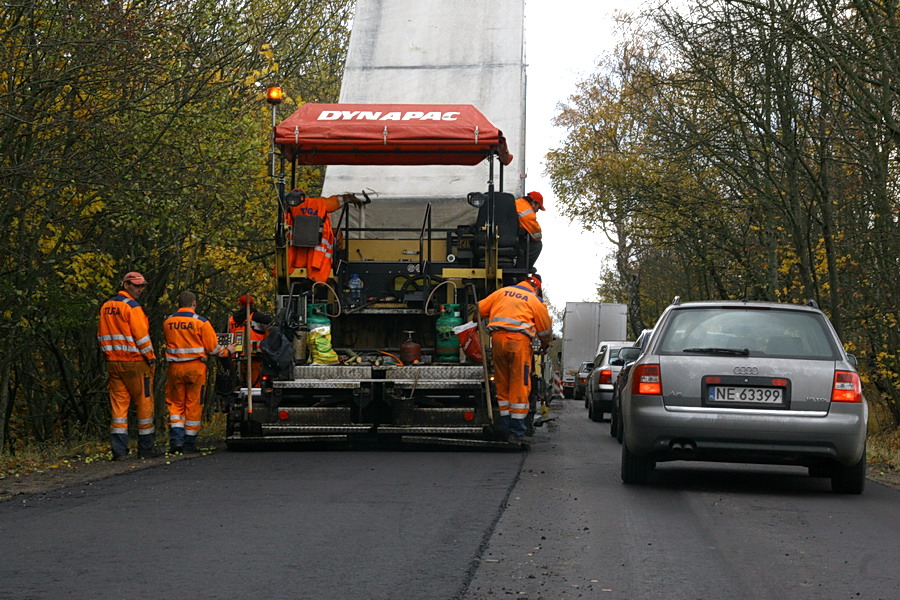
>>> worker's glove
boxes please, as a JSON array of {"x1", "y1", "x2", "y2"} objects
[
  {"x1": 146, "y1": 358, "x2": 156, "y2": 367},
  {"x1": 341, "y1": 193, "x2": 365, "y2": 207}
]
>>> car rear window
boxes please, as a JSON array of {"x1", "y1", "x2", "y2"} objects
[{"x1": 656, "y1": 307, "x2": 840, "y2": 359}]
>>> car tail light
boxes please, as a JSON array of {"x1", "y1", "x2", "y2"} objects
[
  {"x1": 578, "y1": 377, "x2": 587, "y2": 384},
  {"x1": 634, "y1": 364, "x2": 662, "y2": 395},
  {"x1": 832, "y1": 371, "x2": 862, "y2": 403},
  {"x1": 278, "y1": 409, "x2": 290, "y2": 421},
  {"x1": 599, "y1": 369, "x2": 612, "y2": 385},
  {"x1": 463, "y1": 411, "x2": 475, "y2": 421}
]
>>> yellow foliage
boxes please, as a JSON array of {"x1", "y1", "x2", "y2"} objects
[{"x1": 59, "y1": 252, "x2": 117, "y2": 291}]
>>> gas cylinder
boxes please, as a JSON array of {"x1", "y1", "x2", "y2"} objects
[
  {"x1": 435, "y1": 304, "x2": 462, "y2": 363},
  {"x1": 306, "y1": 304, "x2": 330, "y2": 330},
  {"x1": 399, "y1": 330, "x2": 422, "y2": 364}
]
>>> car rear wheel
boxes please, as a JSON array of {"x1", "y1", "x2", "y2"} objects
[
  {"x1": 831, "y1": 448, "x2": 866, "y2": 494},
  {"x1": 589, "y1": 399, "x2": 603, "y2": 422},
  {"x1": 609, "y1": 407, "x2": 618, "y2": 437},
  {"x1": 621, "y1": 443, "x2": 653, "y2": 484}
]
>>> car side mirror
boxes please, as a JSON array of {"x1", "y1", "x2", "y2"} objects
[
  {"x1": 847, "y1": 354, "x2": 857, "y2": 368},
  {"x1": 609, "y1": 357, "x2": 624, "y2": 366}
]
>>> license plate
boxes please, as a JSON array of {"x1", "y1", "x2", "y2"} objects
[{"x1": 708, "y1": 386, "x2": 783, "y2": 405}]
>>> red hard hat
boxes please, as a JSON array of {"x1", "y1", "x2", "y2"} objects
[
  {"x1": 123, "y1": 272, "x2": 148, "y2": 286},
  {"x1": 237, "y1": 294, "x2": 254, "y2": 307},
  {"x1": 526, "y1": 274, "x2": 543, "y2": 294},
  {"x1": 526, "y1": 191, "x2": 545, "y2": 211}
]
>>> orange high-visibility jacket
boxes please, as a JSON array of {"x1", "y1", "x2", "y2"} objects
[
  {"x1": 163, "y1": 308, "x2": 228, "y2": 363},
  {"x1": 478, "y1": 280, "x2": 553, "y2": 347},
  {"x1": 97, "y1": 291, "x2": 155, "y2": 362},
  {"x1": 515, "y1": 196, "x2": 542, "y2": 241},
  {"x1": 228, "y1": 312, "x2": 268, "y2": 354},
  {"x1": 286, "y1": 195, "x2": 341, "y2": 282}
]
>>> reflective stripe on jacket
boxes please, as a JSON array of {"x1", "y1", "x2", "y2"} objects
[
  {"x1": 98, "y1": 291, "x2": 155, "y2": 362},
  {"x1": 515, "y1": 196, "x2": 542, "y2": 241},
  {"x1": 163, "y1": 308, "x2": 227, "y2": 362},
  {"x1": 478, "y1": 280, "x2": 553, "y2": 346}
]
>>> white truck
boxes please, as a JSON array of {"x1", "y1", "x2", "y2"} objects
[{"x1": 560, "y1": 302, "x2": 627, "y2": 398}]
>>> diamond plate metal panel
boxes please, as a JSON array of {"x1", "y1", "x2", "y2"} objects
[
  {"x1": 383, "y1": 365, "x2": 484, "y2": 380},
  {"x1": 292, "y1": 365, "x2": 372, "y2": 380}
]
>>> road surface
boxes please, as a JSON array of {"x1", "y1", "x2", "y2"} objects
[{"x1": 1, "y1": 401, "x2": 897, "y2": 599}]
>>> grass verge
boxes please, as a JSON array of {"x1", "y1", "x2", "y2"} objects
[{"x1": 0, "y1": 413, "x2": 228, "y2": 479}]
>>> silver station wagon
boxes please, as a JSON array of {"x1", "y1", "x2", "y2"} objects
[{"x1": 620, "y1": 299, "x2": 868, "y2": 493}]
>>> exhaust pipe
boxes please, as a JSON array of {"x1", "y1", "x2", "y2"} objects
[{"x1": 670, "y1": 440, "x2": 697, "y2": 458}]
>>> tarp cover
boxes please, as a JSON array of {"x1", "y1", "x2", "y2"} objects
[{"x1": 273, "y1": 103, "x2": 512, "y2": 166}]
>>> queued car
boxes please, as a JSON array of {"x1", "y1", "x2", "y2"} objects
[
  {"x1": 619, "y1": 299, "x2": 868, "y2": 494},
  {"x1": 610, "y1": 329, "x2": 654, "y2": 441},
  {"x1": 574, "y1": 361, "x2": 593, "y2": 401},
  {"x1": 586, "y1": 341, "x2": 632, "y2": 422},
  {"x1": 609, "y1": 345, "x2": 643, "y2": 440}
]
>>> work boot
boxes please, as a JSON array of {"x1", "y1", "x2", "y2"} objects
[
  {"x1": 111, "y1": 452, "x2": 129, "y2": 462},
  {"x1": 169, "y1": 444, "x2": 184, "y2": 455},
  {"x1": 183, "y1": 446, "x2": 200, "y2": 455},
  {"x1": 138, "y1": 446, "x2": 164, "y2": 459},
  {"x1": 507, "y1": 434, "x2": 531, "y2": 445}
]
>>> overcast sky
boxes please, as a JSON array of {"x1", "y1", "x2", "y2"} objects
[{"x1": 523, "y1": 0, "x2": 634, "y2": 308}]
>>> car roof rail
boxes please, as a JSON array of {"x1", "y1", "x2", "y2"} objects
[
  {"x1": 672, "y1": 295, "x2": 681, "y2": 305},
  {"x1": 805, "y1": 299, "x2": 819, "y2": 309}
]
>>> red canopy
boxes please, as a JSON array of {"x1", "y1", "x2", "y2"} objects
[{"x1": 273, "y1": 103, "x2": 513, "y2": 166}]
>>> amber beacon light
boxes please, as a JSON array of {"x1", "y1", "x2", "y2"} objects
[{"x1": 266, "y1": 86, "x2": 284, "y2": 105}]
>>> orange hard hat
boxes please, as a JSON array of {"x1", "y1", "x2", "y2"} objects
[
  {"x1": 526, "y1": 274, "x2": 543, "y2": 295},
  {"x1": 237, "y1": 294, "x2": 254, "y2": 307},
  {"x1": 123, "y1": 271, "x2": 148, "y2": 286},
  {"x1": 526, "y1": 191, "x2": 545, "y2": 211}
]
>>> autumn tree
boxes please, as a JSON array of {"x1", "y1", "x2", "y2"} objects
[
  {"x1": 0, "y1": 0, "x2": 355, "y2": 451},
  {"x1": 548, "y1": 0, "x2": 899, "y2": 421}
]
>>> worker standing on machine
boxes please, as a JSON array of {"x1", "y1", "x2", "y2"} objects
[
  {"x1": 283, "y1": 188, "x2": 367, "y2": 282},
  {"x1": 227, "y1": 294, "x2": 273, "y2": 388},
  {"x1": 515, "y1": 191, "x2": 544, "y2": 272},
  {"x1": 478, "y1": 274, "x2": 553, "y2": 443},
  {"x1": 164, "y1": 291, "x2": 234, "y2": 453}
]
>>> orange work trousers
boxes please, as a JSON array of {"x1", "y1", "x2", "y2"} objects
[
  {"x1": 165, "y1": 360, "x2": 207, "y2": 448},
  {"x1": 107, "y1": 360, "x2": 156, "y2": 455},
  {"x1": 490, "y1": 331, "x2": 532, "y2": 421}
]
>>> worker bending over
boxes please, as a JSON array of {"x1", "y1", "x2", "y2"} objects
[
  {"x1": 163, "y1": 291, "x2": 234, "y2": 454},
  {"x1": 227, "y1": 294, "x2": 273, "y2": 387},
  {"x1": 515, "y1": 191, "x2": 544, "y2": 272},
  {"x1": 478, "y1": 274, "x2": 553, "y2": 443},
  {"x1": 97, "y1": 271, "x2": 162, "y2": 460},
  {"x1": 284, "y1": 188, "x2": 366, "y2": 282}
]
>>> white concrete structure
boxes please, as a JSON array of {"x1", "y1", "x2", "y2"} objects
[{"x1": 322, "y1": 0, "x2": 526, "y2": 232}]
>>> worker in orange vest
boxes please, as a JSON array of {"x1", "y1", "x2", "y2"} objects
[
  {"x1": 478, "y1": 274, "x2": 553, "y2": 443},
  {"x1": 227, "y1": 294, "x2": 273, "y2": 388},
  {"x1": 163, "y1": 290, "x2": 234, "y2": 454},
  {"x1": 515, "y1": 191, "x2": 544, "y2": 272},
  {"x1": 284, "y1": 188, "x2": 366, "y2": 282},
  {"x1": 97, "y1": 271, "x2": 162, "y2": 460}
]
